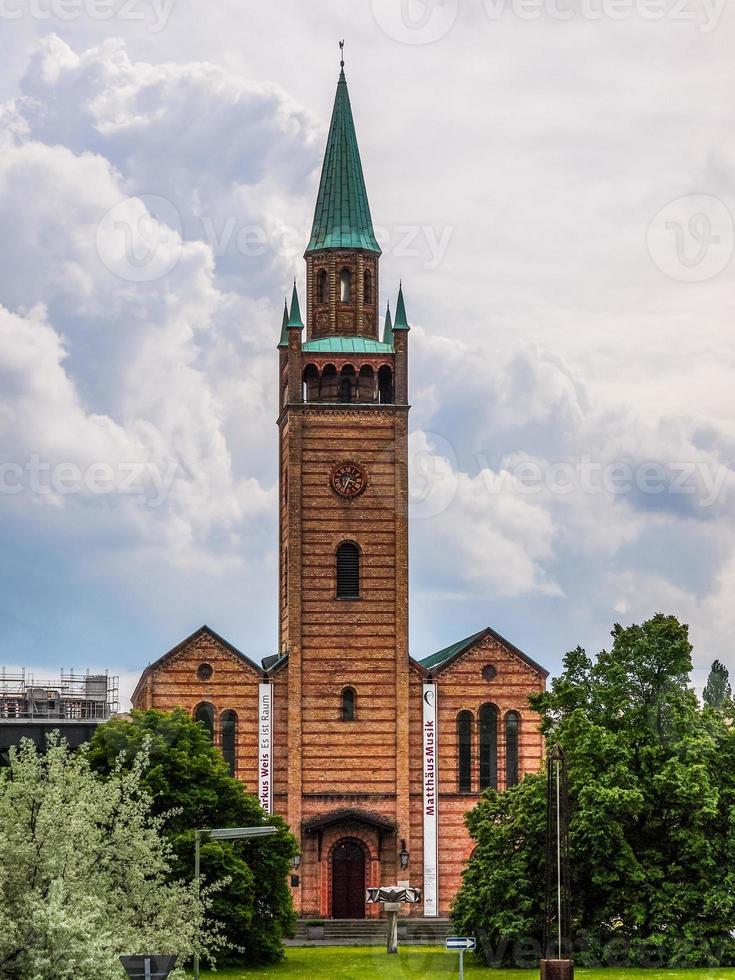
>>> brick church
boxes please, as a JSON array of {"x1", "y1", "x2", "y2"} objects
[{"x1": 132, "y1": 62, "x2": 548, "y2": 920}]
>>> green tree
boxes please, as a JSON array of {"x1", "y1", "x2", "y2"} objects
[
  {"x1": 88, "y1": 707, "x2": 297, "y2": 965},
  {"x1": 452, "y1": 614, "x2": 735, "y2": 968},
  {"x1": 703, "y1": 659, "x2": 733, "y2": 710},
  {"x1": 0, "y1": 736, "x2": 214, "y2": 980}
]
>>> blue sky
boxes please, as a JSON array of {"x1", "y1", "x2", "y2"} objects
[{"x1": 0, "y1": 1, "x2": 733, "y2": 706}]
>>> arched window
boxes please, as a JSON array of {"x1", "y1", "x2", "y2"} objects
[
  {"x1": 479, "y1": 703, "x2": 498, "y2": 790},
  {"x1": 321, "y1": 364, "x2": 337, "y2": 401},
  {"x1": 378, "y1": 365, "x2": 393, "y2": 404},
  {"x1": 339, "y1": 376, "x2": 352, "y2": 403},
  {"x1": 458, "y1": 710, "x2": 473, "y2": 793},
  {"x1": 336, "y1": 541, "x2": 360, "y2": 599},
  {"x1": 303, "y1": 363, "x2": 319, "y2": 402},
  {"x1": 317, "y1": 268, "x2": 329, "y2": 304},
  {"x1": 364, "y1": 270, "x2": 373, "y2": 304},
  {"x1": 340, "y1": 267, "x2": 352, "y2": 303},
  {"x1": 221, "y1": 710, "x2": 237, "y2": 776},
  {"x1": 505, "y1": 711, "x2": 520, "y2": 788},
  {"x1": 194, "y1": 702, "x2": 214, "y2": 742},
  {"x1": 341, "y1": 687, "x2": 356, "y2": 721},
  {"x1": 358, "y1": 365, "x2": 375, "y2": 402},
  {"x1": 338, "y1": 366, "x2": 355, "y2": 403}
]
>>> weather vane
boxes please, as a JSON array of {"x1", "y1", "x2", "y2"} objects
[{"x1": 339, "y1": 39, "x2": 345, "y2": 68}]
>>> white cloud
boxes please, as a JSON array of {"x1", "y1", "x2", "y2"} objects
[{"x1": 0, "y1": 23, "x2": 733, "y2": 687}]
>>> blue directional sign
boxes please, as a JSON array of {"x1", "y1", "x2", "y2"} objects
[{"x1": 446, "y1": 936, "x2": 477, "y2": 951}]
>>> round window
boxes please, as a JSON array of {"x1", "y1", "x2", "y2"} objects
[
  {"x1": 197, "y1": 663, "x2": 213, "y2": 681},
  {"x1": 482, "y1": 664, "x2": 497, "y2": 682}
]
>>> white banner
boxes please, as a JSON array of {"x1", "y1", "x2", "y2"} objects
[
  {"x1": 422, "y1": 682, "x2": 439, "y2": 916},
  {"x1": 258, "y1": 683, "x2": 273, "y2": 813}
]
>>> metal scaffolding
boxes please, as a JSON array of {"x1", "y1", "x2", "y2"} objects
[{"x1": 0, "y1": 668, "x2": 119, "y2": 721}]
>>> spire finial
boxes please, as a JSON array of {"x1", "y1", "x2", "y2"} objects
[{"x1": 339, "y1": 39, "x2": 345, "y2": 68}]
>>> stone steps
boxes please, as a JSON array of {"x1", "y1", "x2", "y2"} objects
[{"x1": 287, "y1": 917, "x2": 453, "y2": 946}]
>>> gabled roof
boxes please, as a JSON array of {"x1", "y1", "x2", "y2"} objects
[
  {"x1": 302, "y1": 336, "x2": 393, "y2": 355},
  {"x1": 303, "y1": 808, "x2": 396, "y2": 833},
  {"x1": 306, "y1": 68, "x2": 380, "y2": 254},
  {"x1": 131, "y1": 625, "x2": 263, "y2": 703},
  {"x1": 419, "y1": 626, "x2": 549, "y2": 678},
  {"x1": 262, "y1": 652, "x2": 288, "y2": 675}
]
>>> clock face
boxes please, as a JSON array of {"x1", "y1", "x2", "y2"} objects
[{"x1": 331, "y1": 462, "x2": 366, "y2": 498}]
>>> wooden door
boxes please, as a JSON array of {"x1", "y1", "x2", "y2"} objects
[{"x1": 331, "y1": 840, "x2": 366, "y2": 919}]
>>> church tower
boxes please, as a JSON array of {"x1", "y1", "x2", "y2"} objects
[
  {"x1": 277, "y1": 59, "x2": 412, "y2": 914},
  {"x1": 132, "y1": 55, "x2": 549, "y2": 925}
]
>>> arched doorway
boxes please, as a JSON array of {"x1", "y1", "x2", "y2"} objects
[{"x1": 331, "y1": 839, "x2": 366, "y2": 919}]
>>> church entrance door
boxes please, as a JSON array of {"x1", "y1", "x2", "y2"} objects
[{"x1": 331, "y1": 839, "x2": 366, "y2": 918}]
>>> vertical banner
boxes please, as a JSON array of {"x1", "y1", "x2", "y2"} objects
[
  {"x1": 422, "y1": 682, "x2": 439, "y2": 916},
  {"x1": 258, "y1": 683, "x2": 273, "y2": 814}
]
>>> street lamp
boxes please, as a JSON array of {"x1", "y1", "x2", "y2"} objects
[{"x1": 193, "y1": 825, "x2": 277, "y2": 980}]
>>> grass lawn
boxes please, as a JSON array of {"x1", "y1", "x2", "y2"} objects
[{"x1": 194, "y1": 946, "x2": 735, "y2": 978}]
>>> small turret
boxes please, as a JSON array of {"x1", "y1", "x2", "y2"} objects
[{"x1": 382, "y1": 301, "x2": 394, "y2": 347}]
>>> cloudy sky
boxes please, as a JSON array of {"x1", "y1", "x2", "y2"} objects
[{"x1": 0, "y1": 0, "x2": 733, "y2": 707}]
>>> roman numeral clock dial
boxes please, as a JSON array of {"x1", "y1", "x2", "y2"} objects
[{"x1": 330, "y1": 462, "x2": 366, "y2": 498}]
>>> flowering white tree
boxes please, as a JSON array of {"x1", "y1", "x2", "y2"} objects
[{"x1": 0, "y1": 736, "x2": 218, "y2": 980}]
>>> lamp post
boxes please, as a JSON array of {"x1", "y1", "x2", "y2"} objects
[{"x1": 193, "y1": 825, "x2": 277, "y2": 980}]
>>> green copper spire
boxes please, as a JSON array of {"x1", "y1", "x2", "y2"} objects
[
  {"x1": 306, "y1": 66, "x2": 381, "y2": 254},
  {"x1": 393, "y1": 282, "x2": 409, "y2": 330},
  {"x1": 382, "y1": 300, "x2": 393, "y2": 346},
  {"x1": 277, "y1": 297, "x2": 289, "y2": 348},
  {"x1": 287, "y1": 280, "x2": 304, "y2": 329}
]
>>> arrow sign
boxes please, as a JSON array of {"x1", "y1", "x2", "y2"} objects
[
  {"x1": 446, "y1": 937, "x2": 476, "y2": 951},
  {"x1": 119, "y1": 955, "x2": 178, "y2": 980}
]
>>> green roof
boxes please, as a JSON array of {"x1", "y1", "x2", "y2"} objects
[
  {"x1": 287, "y1": 281, "x2": 304, "y2": 329},
  {"x1": 302, "y1": 336, "x2": 393, "y2": 355},
  {"x1": 382, "y1": 302, "x2": 393, "y2": 346},
  {"x1": 306, "y1": 69, "x2": 380, "y2": 254},
  {"x1": 420, "y1": 630, "x2": 488, "y2": 671},
  {"x1": 277, "y1": 298, "x2": 289, "y2": 348},
  {"x1": 393, "y1": 282, "x2": 409, "y2": 330}
]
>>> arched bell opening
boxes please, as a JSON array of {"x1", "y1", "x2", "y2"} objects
[
  {"x1": 339, "y1": 267, "x2": 352, "y2": 304},
  {"x1": 317, "y1": 268, "x2": 329, "y2": 305},
  {"x1": 321, "y1": 364, "x2": 338, "y2": 401},
  {"x1": 338, "y1": 364, "x2": 356, "y2": 403},
  {"x1": 303, "y1": 363, "x2": 319, "y2": 402},
  {"x1": 358, "y1": 365, "x2": 375, "y2": 403},
  {"x1": 378, "y1": 365, "x2": 393, "y2": 404}
]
